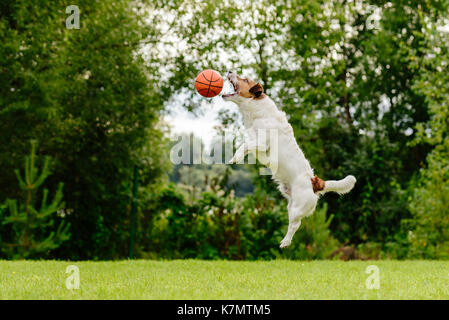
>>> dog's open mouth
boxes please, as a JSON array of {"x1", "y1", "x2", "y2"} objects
[{"x1": 222, "y1": 73, "x2": 239, "y2": 98}]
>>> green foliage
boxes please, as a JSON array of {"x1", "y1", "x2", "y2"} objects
[
  {"x1": 1, "y1": 0, "x2": 449, "y2": 260},
  {"x1": 153, "y1": 0, "x2": 449, "y2": 246},
  {"x1": 1, "y1": 141, "x2": 70, "y2": 259},
  {"x1": 407, "y1": 21, "x2": 449, "y2": 259},
  {"x1": 138, "y1": 175, "x2": 339, "y2": 260},
  {"x1": 0, "y1": 0, "x2": 170, "y2": 259},
  {"x1": 142, "y1": 0, "x2": 449, "y2": 258}
]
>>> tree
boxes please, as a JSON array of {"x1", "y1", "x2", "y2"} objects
[
  {"x1": 1, "y1": 141, "x2": 70, "y2": 259},
  {"x1": 0, "y1": 0, "x2": 171, "y2": 259},
  {"x1": 408, "y1": 11, "x2": 449, "y2": 258}
]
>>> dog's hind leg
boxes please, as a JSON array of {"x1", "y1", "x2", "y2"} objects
[
  {"x1": 280, "y1": 216, "x2": 301, "y2": 248},
  {"x1": 280, "y1": 188, "x2": 318, "y2": 248}
]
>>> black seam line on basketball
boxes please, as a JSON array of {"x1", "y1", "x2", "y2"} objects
[
  {"x1": 196, "y1": 80, "x2": 222, "y2": 87},
  {"x1": 198, "y1": 87, "x2": 218, "y2": 94},
  {"x1": 208, "y1": 70, "x2": 216, "y2": 82},
  {"x1": 196, "y1": 81, "x2": 223, "y2": 88},
  {"x1": 206, "y1": 83, "x2": 211, "y2": 97},
  {"x1": 201, "y1": 72, "x2": 222, "y2": 83}
]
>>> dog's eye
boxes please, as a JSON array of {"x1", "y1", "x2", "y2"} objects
[{"x1": 244, "y1": 79, "x2": 249, "y2": 83}]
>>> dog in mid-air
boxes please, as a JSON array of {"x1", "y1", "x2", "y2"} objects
[{"x1": 223, "y1": 71, "x2": 356, "y2": 248}]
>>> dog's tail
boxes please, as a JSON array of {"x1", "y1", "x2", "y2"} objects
[{"x1": 320, "y1": 175, "x2": 356, "y2": 195}]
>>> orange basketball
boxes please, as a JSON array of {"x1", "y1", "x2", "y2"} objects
[{"x1": 195, "y1": 69, "x2": 223, "y2": 98}]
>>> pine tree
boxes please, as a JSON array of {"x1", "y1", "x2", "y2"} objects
[{"x1": 1, "y1": 141, "x2": 70, "y2": 259}]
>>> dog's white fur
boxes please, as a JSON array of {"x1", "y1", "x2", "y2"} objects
[{"x1": 223, "y1": 71, "x2": 356, "y2": 248}]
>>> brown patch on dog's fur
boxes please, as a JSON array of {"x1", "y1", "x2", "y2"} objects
[
  {"x1": 249, "y1": 83, "x2": 264, "y2": 98},
  {"x1": 311, "y1": 175, "x2": 325, "y2": 193},
  {"x1": 235, "y1": 75, "x2": 265, "y2": 99}
]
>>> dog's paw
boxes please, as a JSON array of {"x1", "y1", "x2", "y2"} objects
[
  {"x1": 279, "y1": 239, "x2": 291, "y2": 248},
  {"x1": 228, "y1": 155, "x2": 243, "y2": 164}
]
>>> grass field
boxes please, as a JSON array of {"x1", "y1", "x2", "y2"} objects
[{"x1": 1, "y1": 260, "x2": 449, "y2": 299}]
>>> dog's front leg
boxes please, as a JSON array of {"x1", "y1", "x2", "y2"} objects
[
  {"x1": 229, "y1": 143, "x2": 248, "y2": 164},
  {"x1": 229, "y1": 130, "x2": 259, "y2": 164},
  {"x1": 229, "y1": 143, "x2": 259, "y2": 164}
]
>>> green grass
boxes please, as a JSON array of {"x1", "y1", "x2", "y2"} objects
[{"x1": 1, "y1": 260, "x2": 449, "y2": 299}]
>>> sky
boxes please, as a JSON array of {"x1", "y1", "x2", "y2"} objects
[{"x1": 164, "y1": 76, "x2": 240, "y2": 149}]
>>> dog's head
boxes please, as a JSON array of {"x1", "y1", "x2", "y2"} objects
[{"x1": 222, "y1": 71, "x2": 264, "y2": 103}]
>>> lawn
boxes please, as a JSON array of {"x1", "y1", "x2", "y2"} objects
[{"x1": 1, "y1": 260, "x2": 449, "y2": 299}]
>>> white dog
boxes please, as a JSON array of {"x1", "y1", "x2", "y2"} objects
[{"x1": 223, "y1": 71, "x2": 356, "y2": 248}]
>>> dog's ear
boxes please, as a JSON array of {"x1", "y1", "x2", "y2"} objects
[{"x1": 249, "y1": 83, "x2": 263, "y2": 98}]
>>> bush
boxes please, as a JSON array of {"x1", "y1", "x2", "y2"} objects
[
  {"x1": 1, "y1": 141, "x2": 70, "y2": 259},
  {"x1": 138, "y1": 179, "x2": 340, "y2": 260},
  {"x1": 406, "y1": 25, "x2": 449, "y2": 259},
  {"x1": 407, "y1": 167, "x2": 449, "y2": 259},
  {"x1": 280, "y1": 204, "x2": 340, "y2": 260}
]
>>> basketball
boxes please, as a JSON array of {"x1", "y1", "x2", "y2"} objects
[{"x1": 195, "y1": 69, "x2": 223, "y2": 98}]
